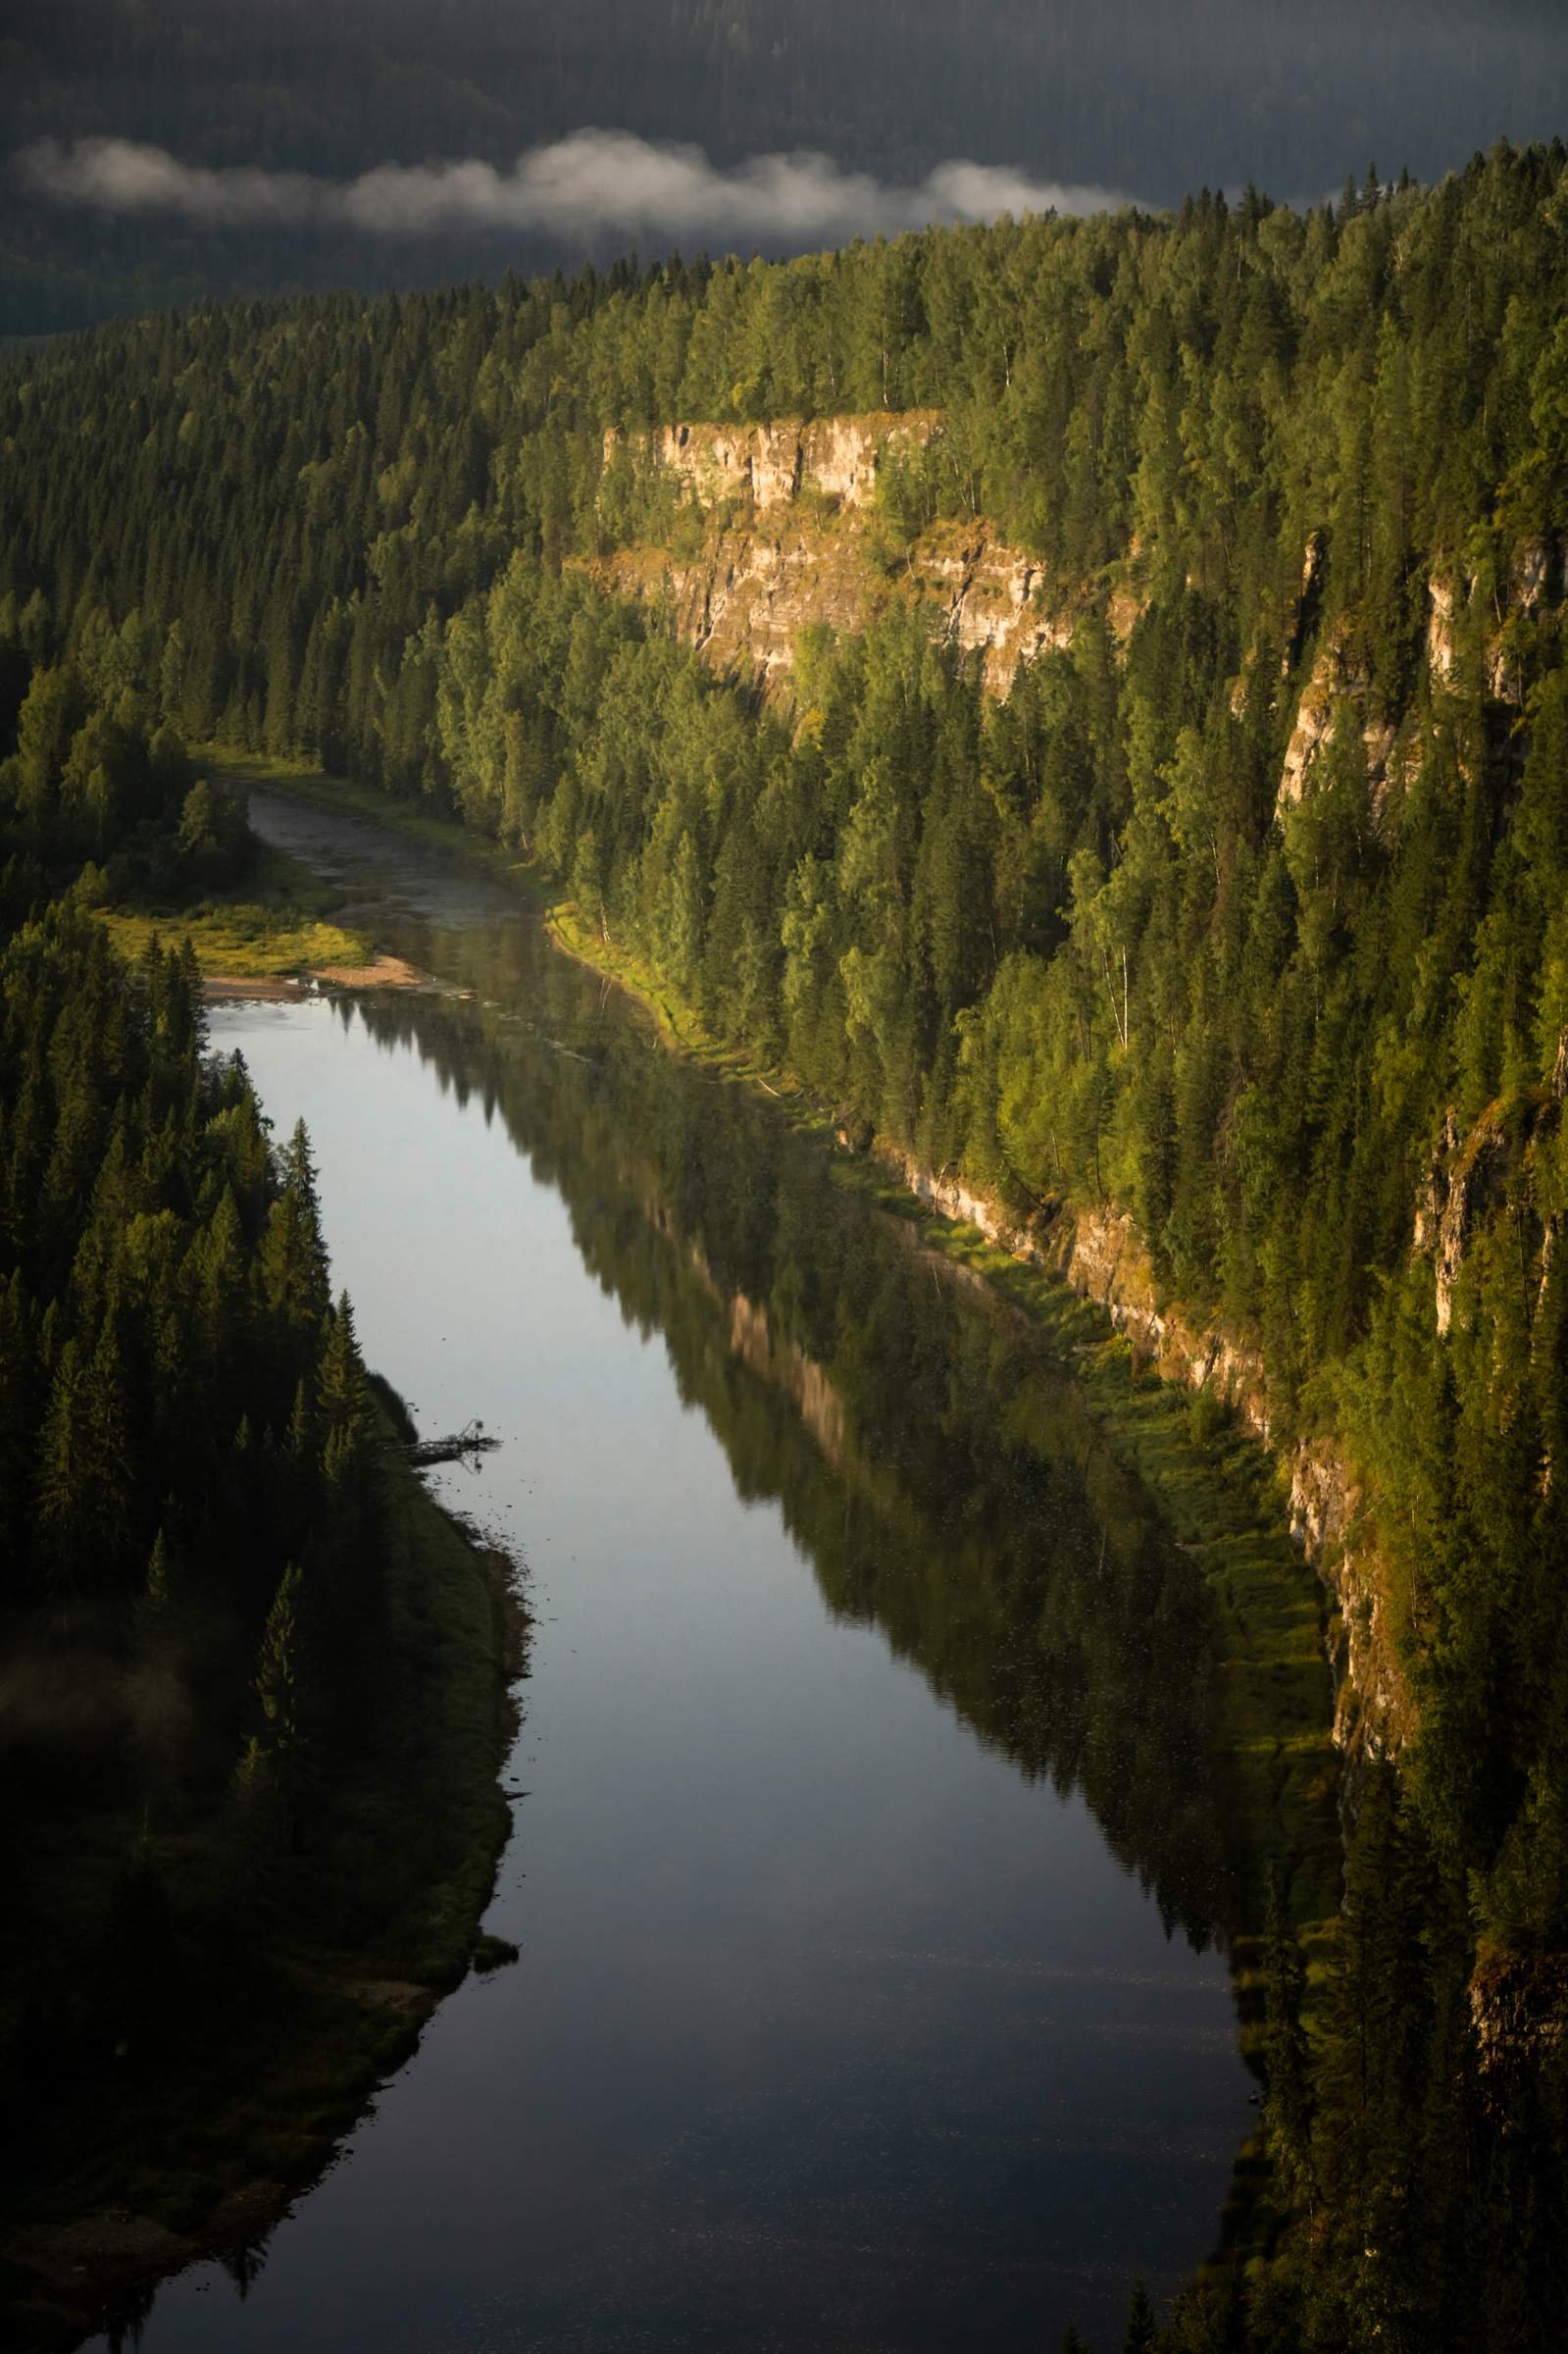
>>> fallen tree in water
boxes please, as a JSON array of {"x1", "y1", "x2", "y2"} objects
[{"x1": 402, "y1": 1419, "x2": 500, "y2": 1468}]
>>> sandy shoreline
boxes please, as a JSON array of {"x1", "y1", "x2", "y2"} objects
[{"x1": 203, "y1": 953, "x2": 427, "y2": 1001}]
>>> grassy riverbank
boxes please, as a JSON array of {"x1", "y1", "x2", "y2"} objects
[
  {"x1": 0, "y1": 1441, "x2": 525, "y2": 2354},
  {"x1": 90, "y1": 829, "x2": 373, "y2": 980}
]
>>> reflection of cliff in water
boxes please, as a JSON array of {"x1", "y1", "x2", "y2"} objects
[{"x1": 346, "y1": 952, "x2": 1240, "y2": 1951}]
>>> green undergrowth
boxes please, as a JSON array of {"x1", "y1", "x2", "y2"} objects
[{"x1": 1, "y1": 1439, "x2": 522, "y2": 2350}]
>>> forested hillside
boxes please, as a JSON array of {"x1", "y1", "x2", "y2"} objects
[
  {"x1": 0, "y1": 663, "x2": 517, "y2": 2343},
  {"x1": 3, "y1": 142, "x2": 1568, "y2": 2345}
]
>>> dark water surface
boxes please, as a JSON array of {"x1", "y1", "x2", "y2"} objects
[{"x1": 95, "y1": 793, "x2": 1254, "y2": 2353}]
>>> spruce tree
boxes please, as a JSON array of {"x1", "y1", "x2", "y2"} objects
[{"x1": 1123, "y1": 2279, "x2": 1158, "y2": 2354}]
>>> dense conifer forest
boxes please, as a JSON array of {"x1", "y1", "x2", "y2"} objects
[
  {"x1": 0, "y1": 670, "x2": 517, "y2": 2344},
  {"x1": 4, "y1": 142, "x2": 1568, "y2": 2344},
  {"x1": 0, "y1": 660, "x2": 383, "y2": 1791}
]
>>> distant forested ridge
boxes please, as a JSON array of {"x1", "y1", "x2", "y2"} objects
[{"x1": 3, "y1": 143, "x2": 1568, "y2": 2344}]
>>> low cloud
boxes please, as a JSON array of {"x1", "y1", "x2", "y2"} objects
[{"x1": 15, "y1": 130, "x2": 1133, "y2": 245}]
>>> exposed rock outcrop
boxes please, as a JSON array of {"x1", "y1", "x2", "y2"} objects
[
  {"x1": 887, "y1": 1149, "x2": 1407, "y2": 1764},
  {"x1": 1413, "y1": 1096, "x2": 1561, "y2": 1338},
  {"x1": 1471, "y1": 1948, "x2": 1568, "y2": 2103},
  {"x1": 1427, "y1": 575, "x2": 1460, "y2": 684},
  {"x1": 1278, "y1": 540, "x2": 1558, "y2": 816},
  {"x1": 624, "y1": 411, "x2": 942, "y2": 513},
  {"x1": 594, "y1": 413, "x2": 1090, "y2": 698},
  {"x1": 1513, "y1": 538, "x2": 1551, "y2": 613},
  {"x1": 1288, "y1": 1447, "x2": 1402, "y2": 1761},
  {"x1": 588, "y1": 445, "x2": 1566, "y2": 1785},
  {"x1": 597, "y1": 525, "x2": 869, "y2": 690},
  {"x1": 1436, "y1": 1110, "x2": 1510, "y2": 1336},
  {"x1": 1276, "y1": 625, "x2": 1393, "y2": 816},
  {"x1": 927, "y1": 534, "x2": 1080, "y2": 689},
  {"x1": 593, "y1": 512, "x2": 1084, "y2": 699},
  {"x1": 1429, "y1": 544, "x2": 1561, "y2": 703}
]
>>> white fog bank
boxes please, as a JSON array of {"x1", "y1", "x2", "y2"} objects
[{"x1": 15, "y1": 130, "x2": 1137, "y2": 244}]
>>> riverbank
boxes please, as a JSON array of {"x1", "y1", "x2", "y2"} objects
[
  {"x1": 90, "y1": 827, "x2": 445, "y2": 998},
  {"x1": 527, "y1": 924, "x2": 1337, "y2": 1890},
  {"x1": 500, "y1": 830, "x2": 1343, "y2": 2279},
  {"x1": 230, "y1": 768, "x2": 1341, "y2": 1969},
  {"x1": 200, "y1": 952, "x2": 428, "y2": 1002},
  {"x1": 540, "y1": 899, "x2": 1340, "y2": 1898},
  {"x1": 88, "y1": 823, "x2": 375, "y2": 979},
  {"x1": 0, "y1": 1441, "x2": 526, "y2": 2354}
]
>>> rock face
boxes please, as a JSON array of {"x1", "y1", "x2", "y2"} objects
[
  {"x1": 1427, "y1": 575, "x2": 1460, "y2": 683},
  {"x1": 926, "y1": 537, "x2": 1080, "y2": 688},
  {"x1": 1512, "y1": 538, "x2": 1550, "y2": 614},
  {"x1": 600, "y1": 527, "x2": 870, "y2": 691},
  {"x1": 1288, "y1": 1446, "x2": 1400, "y2": 1762},
  {"x1": 635, "y1": 411, "x2": 940, "y2": 513},
  {"x1": 889, "y1": 1148, "x2": 1406, "y2": 1764},
  {"x1": 1429, "y1": 1108, "x2": 1512, "y2": 1337},
  {"x1": 1276, "y1": 624, "x2": 1395, "y2": 816},
  {"x1": 1415, "y1": 1066, "x2": 1565, "y2": 1340},
  {"x1": 594, "y1": 515, "x2": 1080, "y2": 699},
  {"x1": 1429, "y1": 544, "x2": 1559, "y2": 703},
  {"x1": 595, "y1": 413, "x2": 1085, "y2": 698},
  {"x1": 1277, "y1": 538, "x2": 1559, "y2": 822},
  {"x1": 1471, "y1": 1948, "x2": 1568, "y2": 2104}
]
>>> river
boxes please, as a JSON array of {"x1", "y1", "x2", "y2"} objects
[{"x1": 91, "y1": 791, "x2": 1256, "y2": 2353}]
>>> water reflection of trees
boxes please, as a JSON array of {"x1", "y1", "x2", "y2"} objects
[{"x1": 351, "y1": 946, "x2": 1241, "y2": 1950}]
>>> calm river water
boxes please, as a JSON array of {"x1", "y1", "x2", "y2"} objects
[{"x1": 94, "y1": 793, "x2": 1254, "y2": 2353}]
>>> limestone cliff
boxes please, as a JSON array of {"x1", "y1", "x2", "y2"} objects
[
  {"x1": 1414, "y1": 1054, "x2": 1567, "y2": 1341},
  {"x1": 632, "y1": 411, "x2": 940, "y2": 513},
  {"x1": 890, "y1": 1028, "x2": 1566, "y2": 1776},
  {"x1": 593, "y1": 413, "x2": 1096, "y2": 698},
  {"x1": 1274, "y1": 623, "x2": 1398, "y2": 818},
  {"x1": 1274, "y1": 537, "x2": 1560, "y2": 822}
]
